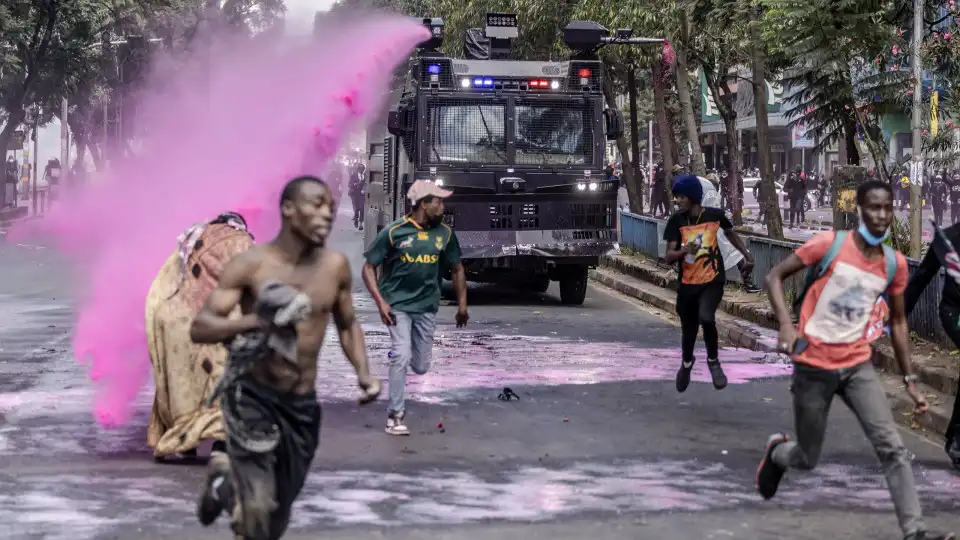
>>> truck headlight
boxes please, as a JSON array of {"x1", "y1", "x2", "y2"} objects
[
  {"x1": 588, "y1": 182, "x2": 598, "y2": 191},
  {"x1": 577, "y1": 182, "x2": 587, "y2": 191},
  {"x1": 434, "y1": 178, "x2": 444, "y2": 186}
]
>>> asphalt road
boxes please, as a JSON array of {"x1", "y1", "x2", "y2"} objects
[{"x1": 0, "y1": 206, "x2": 957, "y2": 540}]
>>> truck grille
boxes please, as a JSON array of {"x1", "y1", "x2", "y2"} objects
[
  {"x1": 570, "y1": 203, "x2": 614, "y2": 228},
  {"x1": 518, "y1": 203, "x2": 539, "y2": 229},
  {"x1": 489, "y1": 204, "x2": 513, "y2": 229}
]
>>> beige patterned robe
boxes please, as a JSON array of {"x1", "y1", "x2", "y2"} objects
[{"x1": 145, "y1": 223, "x2": 254, "y2": 457}]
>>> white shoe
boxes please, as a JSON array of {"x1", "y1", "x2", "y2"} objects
[{"x1": 385, "y1": 412, "x2": 410, "y2": 436}]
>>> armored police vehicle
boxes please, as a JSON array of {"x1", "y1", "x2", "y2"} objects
[{"x1": 364, "y1": 14, "x2": 656, "y2": 305}]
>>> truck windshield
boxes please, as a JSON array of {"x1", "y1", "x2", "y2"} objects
[
  {"x1": 514, "y1": 100, "x2": 592, "y2": 166},
  {"x1": 426, "y1": 100, "x2": 507, "y2": 165}
]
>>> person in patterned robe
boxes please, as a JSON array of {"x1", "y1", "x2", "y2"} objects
[{"x1": 146, "y1": 212, "x2": 255, "y2": 461}]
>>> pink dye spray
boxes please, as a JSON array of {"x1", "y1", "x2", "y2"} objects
[{"x1": 10, "y1": 13, "x2": 429, "y2": 427}]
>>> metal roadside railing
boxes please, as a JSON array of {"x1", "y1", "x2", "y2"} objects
[{"x1": 617, "y1": 210, "x2": 952, "y2": 348}]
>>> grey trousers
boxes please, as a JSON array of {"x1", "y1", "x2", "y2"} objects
[
  {"x1": 772, "y1": 361, "x2": 924, "y2": 535},
  {"x1": 386, "y1": 311, "x2": 437, "y2": 415}
]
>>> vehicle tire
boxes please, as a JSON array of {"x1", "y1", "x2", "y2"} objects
[
  {"x1": 559, "y1": 267, "x2": 588, "y2": 306},
  {"x1": 804, "y1": 198, "x2": 812, "y2": 212},
  {"x1": 531, "y1": 276, "x2": 550, "y2": 294}
]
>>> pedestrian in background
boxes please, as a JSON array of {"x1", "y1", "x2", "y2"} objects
[
  {"x1": 930, "y1": 175, "x2": 948, "y2": 227},
  {"x1": 349, "y1": 163, "x2": 366, "y2": 230}
]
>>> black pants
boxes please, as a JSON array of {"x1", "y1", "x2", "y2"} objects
[
  {"x1": 351, "y1": 195, "x2": 364, "y2": 228},
  {"x1": 676, "y1": 283, "x2": 723, "y2": 363},
  {"x1": 222, "y1": 375, "x2": 322, "y2": 540},
  {"x1": 952, "y1": 203, "x2": 960, "y2": 225},
  {"x1": 933, "y1": 204, "x2": 944, "y2": 227},
  {"x1": 939, "y1": 305, "x2": 960, "y2": 452}
]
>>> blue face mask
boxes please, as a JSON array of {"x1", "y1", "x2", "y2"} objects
[{"x1": 857, "y1": 222, "x2": 890, "y2": 246}]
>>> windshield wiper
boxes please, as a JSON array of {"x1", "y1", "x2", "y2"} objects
[{"x1": 476, "y1": 105, "x2": 507, "y2": 162}]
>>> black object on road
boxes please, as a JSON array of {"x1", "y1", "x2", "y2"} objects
[{"x1": 498, "y1": 387, "x2": 519, "y2": 401}]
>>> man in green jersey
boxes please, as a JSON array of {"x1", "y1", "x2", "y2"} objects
[{"x1": 362, "y1": 180, "x2": 469, "y2": 436}]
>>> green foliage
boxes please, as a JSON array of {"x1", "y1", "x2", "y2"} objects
[
  {"x1": 760, "y1": 0, "x2": 902, "y2": 165},
  {"x1": 1, "y1": 0, "x2": 285, "y2": 168}
]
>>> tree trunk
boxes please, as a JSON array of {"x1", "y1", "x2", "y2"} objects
[
  {"x1": 74, "y1": 135, "x2": 88, "y2": 171},
  {"x1": 673, "y1": 13, "x2": 706, "y2": 176},
  {"x1": 90, "y1": 142, "x2": 105, "y2": 171},
  {"x1": 602, "y1": 73, "x2": 641, "y2": 214},
  {"x1": 0, "y1": 109, "x2": 26, "y2": 161},
  {"x1": 651, "y1": 57, "x2": 676, "y2": 205},
  {"x1": 705, "y1": 70, "x2": 743, "y2": 224},
  {"x1": 750, "y1": 3, "x2": 783, "y2": 239},
  {"x1": 843, "y1": 118, "x2": 861, "y2": 165},
  {"x1": 627, "y1": 68, "x2": 644, "y2": 211}
]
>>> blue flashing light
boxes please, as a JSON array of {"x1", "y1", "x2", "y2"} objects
[
  {"x1": 427, "y1": 64, "x2": 441, "y2": 75},
  {"x1": 473, "y1": 77, "x2": 484, "y2": 86},
  {"x1": 483, "y1": 78, "x2": 493, "y2": 87}
]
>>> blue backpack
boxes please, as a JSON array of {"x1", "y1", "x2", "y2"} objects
[{"x1": 791, "y1": 231, "x2": 898, "y2": 319}]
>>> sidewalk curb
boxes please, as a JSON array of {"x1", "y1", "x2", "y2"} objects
[
  {"x1": 0, "y1": 213, "x2": 43, "y2": 231},
  {"x1": 0, "y1": 206, "x2": 29, "y2": 226},
  {"x1": 591, "y1": 259, "x2": 955, "y2": 440}
]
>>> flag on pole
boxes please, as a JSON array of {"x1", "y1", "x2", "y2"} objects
[{"x1": 931, "y1": 90, "x2": 939, "y2": 137}]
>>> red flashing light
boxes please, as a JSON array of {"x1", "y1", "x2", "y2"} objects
[
  {"x1": 528, "y1": 79, "x2": 549, "y2": 88},
  {"x1": 578, "y1": 68, "x2": 592, "y2": 78}
]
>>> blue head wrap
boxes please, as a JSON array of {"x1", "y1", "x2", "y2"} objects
[{"x1": 671, "y1": 173, "x2": 703, "y2": 204}]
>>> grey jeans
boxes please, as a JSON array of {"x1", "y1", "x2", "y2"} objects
[
  {"x1": 772, "y1": 361, "x2": 924, "y2": 535},
  {"x1": 386, "y1": 311, "x2": 437, "y2": 415}
]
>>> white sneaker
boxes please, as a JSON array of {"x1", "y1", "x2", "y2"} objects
[{"x1": 385, "y1": 412, "x2": 410, "y2": 436}]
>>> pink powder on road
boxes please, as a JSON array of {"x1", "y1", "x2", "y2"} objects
[{"x1": 10, "y1": 13, "x2": 429, "y2": 426}]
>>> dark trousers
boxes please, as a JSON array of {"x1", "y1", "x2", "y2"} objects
[
  {"x1": 933, "y1": 204, "x2": 944, "y2": 227},
  {"x1": 771, "y1": 361, "x2": 924, "y2": 534},
  {"x1": 350, "y1": 195, "x2": 364, "y2": 228},
  {"x1": 939, "y1": 305, "x2": 960, "y2": 451},
  {"x1": 952, "y1": 203, "x2": 960, "y2": 225},
  {"x1": 676, "y1": 283, "x2": 723, "y2": 362}
]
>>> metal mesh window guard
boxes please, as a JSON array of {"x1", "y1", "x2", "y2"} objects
[
  {"x1": 426, "y1": 99, "x2": 507, "y2": 165},
  {"x1": 514, "y1": 100, "x2": 592, "y2": 166}
]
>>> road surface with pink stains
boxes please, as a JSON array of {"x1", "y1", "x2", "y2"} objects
[{"x1": 0, "y1": 210, "x2": 956, "y2": 540}]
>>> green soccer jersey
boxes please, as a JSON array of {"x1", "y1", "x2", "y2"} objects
[{"x1": 364, "y1": 216, "x2": 462, "y2": 313}]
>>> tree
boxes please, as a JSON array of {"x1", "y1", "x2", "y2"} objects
[
  {"x1": 1, "y1": 0, "x2": 286, "y2": 172},
  {"x1": 692, "y1": 0, "x2": 752, "y2": 224},
  {"x1": 0, "y1": 1, "x2": 111, "y2": 160},
  {"x1": 748, "y1": 0, "x2": 784, "y2": 238},
  {"x1": 672, "y1": 5, "x2": 707, "y2": 176}
]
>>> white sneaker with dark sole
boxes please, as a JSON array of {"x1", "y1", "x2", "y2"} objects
[{"x1": 386, "y1": 413, "x2": 410, "y2": 436}]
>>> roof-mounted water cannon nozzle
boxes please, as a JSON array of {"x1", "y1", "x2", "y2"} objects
[
  {"x1": 417, "y1": 17, "x2": 444, "y2": 51},
  {"x1": 563, "y1": 21, "x2": 664, "y2": 57}
]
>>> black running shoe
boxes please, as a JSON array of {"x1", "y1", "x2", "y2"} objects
[
  {"x1": 742, "y1": 278, "x2": 762, "y2": 293},
  {"x1": 707, "y1": 359, "x2": 728, "y2": 390},
  {"x1": 756, "y1": 433, "x2": 788, "y2": 500},
  {"x1": 676, "y1": 357, "x2": 694, "y2": 393},
  {"x1": 947, "y1": 438, "x2": 960, "y2": 470},
  {"x1": 197, "y1": 451, "x2": 232, "y2": 526},
  {"x1": 903, "y1": 532, "x2": 957, "y2": 540}
]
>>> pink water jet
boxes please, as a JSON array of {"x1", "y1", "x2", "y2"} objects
[{"x1": 11, "y1": 13, "x2": 429, "y2": 426}]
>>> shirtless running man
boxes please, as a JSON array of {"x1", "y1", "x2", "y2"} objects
[{"x1": 190, "y1": 175, "x2": 381, "y2": 540}]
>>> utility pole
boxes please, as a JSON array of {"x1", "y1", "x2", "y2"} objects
[
  {"x1": 60, "y1": 97, "x2": 69, "y2": 185},
  {"x1": 909, "y1": 0, "x2": 923, "y2": 257}
]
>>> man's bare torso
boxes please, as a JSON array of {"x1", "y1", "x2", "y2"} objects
[{"x1": 238, "y1": 244, "x2": 344, "y2": 394}]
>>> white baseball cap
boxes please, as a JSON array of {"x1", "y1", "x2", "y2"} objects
[{"x1": 407, "y1": 179, "x2": 453, "y2": 204}]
